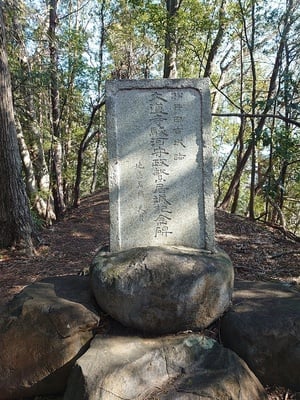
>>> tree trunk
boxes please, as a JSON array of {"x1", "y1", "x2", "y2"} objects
[
  {"x1": 231, "y1": 119, "x2": 245, "y2": 213},
  {"x1": 247, "y1": 0, "x2": 257, "y2": 220},
  {"x1": 163, "y1": 0, "x2": 181, "y2": 78},
  {"x1": 73, "y1": 100, "x2": 105, "y2": 207},
  {"x1": 90, "y1": 1, "x2": 106, "y2": 195},
  {"x1": 48, "y1": 0, "x2": 66, "y2": 218},
  {"x1": 90, "y1": 132, "x2": 102, "y2": 193},
  {"x1": 16, "y1": 118, "x2": 55, "y2": 222},
  {"x1": 230, "y1": 34, "x2": 245, "y2": 214},
  {"x1": 10, "y1": 2, "x2": 56, "y2": 222},
  {"x1": 0, "y1": 6, "x2": 35, "y2": 251},
  {"x1": 204, "y1": 0, "x2": 226, "y2": 78}
]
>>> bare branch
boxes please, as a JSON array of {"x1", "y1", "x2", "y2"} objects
[{"x1": 212, "y1": 112, "x2": 300, "y2": 128}]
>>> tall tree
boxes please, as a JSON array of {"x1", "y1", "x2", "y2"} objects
[
  {"x1": 0, "y1": 4, "x2": 35, "y2": 251},
  {"x1": 203, "y1": 0, "x2": 227, "y2": 78},
  {"x1": 73, "y1": 0, "x2": 107, "y2": 207},
  {"x1": 48, "y1": 0, "x2": 66, "y2": 218},
  {"x1": 239, "y1": 0, "x2": 257, "y2": 219},
  {"x1": 8, "y1": 0, "x2": 56, "y2": 222},
  {"x1": 163, "y1": 0, "x2": 182, "y2": 78}
]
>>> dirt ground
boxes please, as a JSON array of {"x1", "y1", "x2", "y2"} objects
[{"x1": 0, "y1": 189, "x2": 299, "y2": 400}]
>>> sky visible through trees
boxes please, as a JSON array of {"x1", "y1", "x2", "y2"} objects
[{"x1": 0, "y1": 0, "x2": 299, "y2": 248}]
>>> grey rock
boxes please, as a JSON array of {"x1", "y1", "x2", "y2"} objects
[
  {"x1": 64, "y1": 333, "x2": 267, "y2": 400},
  {"x1": 0, "y1": 275, "x2": 100, "y2": 399},
  {"x1": 220, "y1": 280, "x2": 300, "y2": 390},
  {"x1": 91, "y1": 246, "x2": 234, "y2": 334}
]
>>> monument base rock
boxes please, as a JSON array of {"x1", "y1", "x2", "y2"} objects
[
  {"x1": 220, "y1": 280, "x2": 300, "y2": 391},
  {"x1": 0, "y1": 276, "x2": 99, "y2": 400},
  {"x1": 91, "y1": 245, "x2": 234, "y2": 334},
  {"x1": 64, "y1": 333, "x2": 267, "y2": 400}
]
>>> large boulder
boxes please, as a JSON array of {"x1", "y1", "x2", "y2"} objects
[
  {"x1": 220, "y1": 280, "x2": 300, "y2": 390},
  {"x1": 64, "y1": 333, "x2": 267, "y2": 400},
  {"x1": 91, "y1": 246, "x2": 234, "y2": 334},
  {"x1": 0, "y1": 275, "x2": 100, "y2": 399}
]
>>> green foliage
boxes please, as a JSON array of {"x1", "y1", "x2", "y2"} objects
[
  {"x1": 30, "y1": 208, "x2": 45, "y2": 230},
  {"x1": 2, "y1": 0, "x2": 299, "y2": 234}
]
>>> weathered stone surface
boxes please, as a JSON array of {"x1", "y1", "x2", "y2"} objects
[
  {"x1": 220, "y1": 280, "x2": 300, "y2": 390},
  {"x1": 91, "y1": 245, "x2": 234, "y2": 334},
  {"x1": 64, "y1": 333, "x2": 267, "y2": 400},
  {"x1": 106, "y1": 79, "x2": 215, "y2": 252},
  {"x1": 0, "y1": 275, "x2": 100, "y2": 399}
]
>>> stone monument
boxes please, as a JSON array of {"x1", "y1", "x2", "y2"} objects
[
  {"x1": 91, "y1": 78, "x2": 234, "y2": 334},
  {"x1": 106, "y1": 78, "x2": 215, "y2": 252}
]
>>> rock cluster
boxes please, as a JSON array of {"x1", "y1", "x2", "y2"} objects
[{"x1": 0, "y1": 246, "x2": 299, "y2": 399}]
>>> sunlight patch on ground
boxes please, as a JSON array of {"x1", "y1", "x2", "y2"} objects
[
  {"x1": 71, "y1": 232, "x2": 93, "y2": 239},
  {"x1": 9, "y1": 285, "x2": 26, "y2": 296},
  {"x1": 216, "y1": 233, "x2": 249, "y2": 241},
  {"x1": 0, "y1": 254, "x2": 10, "y2": 262}
]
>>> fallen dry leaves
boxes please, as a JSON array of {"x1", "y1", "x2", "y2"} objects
[{"x1": 1, "y1": 190, "x2": 299, "y2": 400}]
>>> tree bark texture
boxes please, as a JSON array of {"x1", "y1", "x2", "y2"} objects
[
  {"x1": 9, "y1": 0, "x2": 56, "y2": 222},
  {"x1": 163, "y1": 0, "x2": 181, "y2": 78},
  {"x1": 204, "y1": 0, "x2": 226, "y2": 78},
  {"x1": 16, "y1": 118, "x2": 56, "y2": 222},
  {"x1": 0, "y1": 6, "x2": 34, "y2": 249},
  {"x1": 48, "y1": 0, "x2": 66, "y2": 218}
]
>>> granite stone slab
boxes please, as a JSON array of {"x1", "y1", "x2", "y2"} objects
[{"x1": 106, "y1": 79, "x2": 214, "y2": 251}]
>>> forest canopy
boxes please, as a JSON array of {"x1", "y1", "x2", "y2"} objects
[{"x1": 1, "y1": 0, "x2": 299, "y2": 243}]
